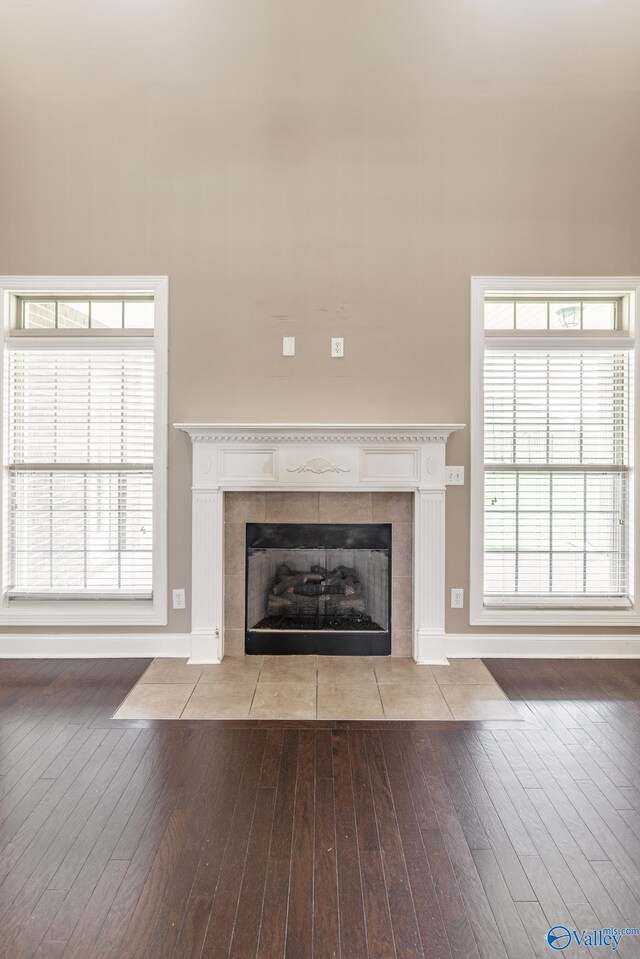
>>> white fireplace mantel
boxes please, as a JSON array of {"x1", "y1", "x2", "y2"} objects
[{"x1": 175, "y1": 423, "x2": 464, "y2": 665}]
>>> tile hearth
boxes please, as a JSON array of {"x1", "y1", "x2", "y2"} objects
[{"x1": 113, "y1": 657, "x2": 519, "y2": 721}]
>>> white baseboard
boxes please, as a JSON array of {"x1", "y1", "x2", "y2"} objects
[
  {"x1": 0, "y1": 633, "x2": 191, "y2": 659},
  {"x1": 445, "y1": 633, "x2": 640, "y2": 659},
  {"x1": 0, "y1": 631, "x2": 639, "y2": 660}
]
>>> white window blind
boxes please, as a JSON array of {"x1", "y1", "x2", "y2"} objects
[
  {"x1": 7, "y1": 348, "x2": 154, "y2": 598},
  {"x1": 484, "y1": 347, "x2": 632, "y2": 605}
]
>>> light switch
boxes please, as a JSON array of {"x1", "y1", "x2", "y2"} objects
[
  {"x1": 282, "y1": 336, "x2": 295, "y2": 356},
  {"x1": 331, "y1": 337, "x2": 344, "y2": 358}
]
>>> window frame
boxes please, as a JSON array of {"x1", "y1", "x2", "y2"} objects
[
  {"x1": 0, "y1": 276, "x2": 168, "y2": 626},
  {"x1": 470, "y1": 276, "x2": 640, "y2": 627}
]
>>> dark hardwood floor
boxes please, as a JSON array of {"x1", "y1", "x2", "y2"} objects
[{"x1": 2, "y1": 658, "x2": 640, "y2": 958}]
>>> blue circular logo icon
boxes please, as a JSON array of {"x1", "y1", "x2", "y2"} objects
[{"x1": 547, "y1": 926, "x2": 572, "y2": 951}]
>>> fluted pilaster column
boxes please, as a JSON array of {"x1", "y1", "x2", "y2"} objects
[
  {"x1": 190, "y1": 487, "x2": 224, "y2": 663},
  {"x1": 413, "y1": 488, "x2": 447, "y2": 664}
]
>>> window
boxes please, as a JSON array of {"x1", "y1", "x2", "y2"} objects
[
  {"x1": 0, "y1": 278, "x2": 167, "y2": 625},
  {"x1": 471, "y1": 278, "x2": 639, "y2": 626}
]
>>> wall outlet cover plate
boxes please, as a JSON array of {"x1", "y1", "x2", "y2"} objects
[{"x1": 445, "y1": 466, "x2": 464, "y2": 485}]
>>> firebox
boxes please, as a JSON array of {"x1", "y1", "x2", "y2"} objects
[{"x1": 244, "y1": 523, "x2": 392, "y2": 655}]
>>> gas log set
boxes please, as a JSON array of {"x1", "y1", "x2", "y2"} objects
[{"x1": 253, "y1": 562, "x2": 383, "y2": 631}]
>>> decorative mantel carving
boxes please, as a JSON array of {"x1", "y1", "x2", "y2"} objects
[
  {"x1": 174, "y1": 422, "x2": 465, "y2": 667},
  {"x1": 287, "y1": 457, "x2": 351, "y2": 475}
]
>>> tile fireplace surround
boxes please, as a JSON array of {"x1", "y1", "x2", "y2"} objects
[
  {"x1": 228, "y1": 491, "x2": 407, "y2": 657},
  {"x1": 175, "y1": 424, "x2": 464, "y2": 665}
]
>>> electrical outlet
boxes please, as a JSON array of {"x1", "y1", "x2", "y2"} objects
[
  {"x1": 172, "y1": 588, "x2": 186, "y2": 610},
  {"x1": 451, "y1": 587, "x2": 464, "y2": 609},
  {"x1": 331, "y1": 337, "x2": 344, "y2": 358},
  {"x1": 446, "y1": 466, "x2": 465, "y2": 486},
  {"x1": 282, "y1": 336, "x2": 295, "y2": 356}
]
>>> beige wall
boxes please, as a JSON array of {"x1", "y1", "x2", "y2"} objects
[{"x1": 1, "y1": 0, "x2": 640, "y2": 635}]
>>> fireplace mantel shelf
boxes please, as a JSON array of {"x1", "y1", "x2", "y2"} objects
[
  {"x1": 175, "y1": 423, "x2": 464, "y2": 444},
  {"x1": 175, "y1": 422, "x2": 465, "y2": 665}
]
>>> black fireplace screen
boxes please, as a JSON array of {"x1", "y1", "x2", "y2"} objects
[{"x1": 245, "y1": 523, "x2": 391, "y2": 636}]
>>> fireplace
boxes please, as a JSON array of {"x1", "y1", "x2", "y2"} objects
[
  {"x1": 175, "y1": 423, "x2": 464, "y2": 664},
  {"x1": 245, "y1": 522, "x2": 392, "y2": 655}
]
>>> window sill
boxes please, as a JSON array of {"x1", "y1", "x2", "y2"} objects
[{"x1": 0, "y1": 598, "x2": 167, "y2": 627}]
